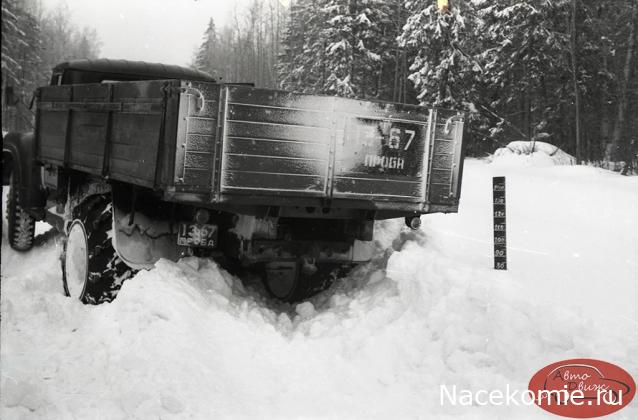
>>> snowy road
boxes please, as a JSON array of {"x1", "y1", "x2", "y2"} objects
[{"x1": 2, "y1": 158, "x2": 637, "y2": 419}]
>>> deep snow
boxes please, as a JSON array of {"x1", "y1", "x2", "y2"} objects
[{"x1": 1, "y1": 158, "x2": 637, "y2": 419}]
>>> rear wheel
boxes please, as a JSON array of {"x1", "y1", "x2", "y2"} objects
[
  {"x1": 264, "y1": 260, "x2": 345, "y2": 302},
  {"x1": 6, "y1": 173, "x2": 36, "y2": 251},
  {"x1": 61, "y1": 195, "x2": 133, "y2": 304}
]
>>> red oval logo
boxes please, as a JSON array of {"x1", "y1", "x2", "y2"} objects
[{"x1": 529, "y1": 358, "x2": 635, "y2": 418}]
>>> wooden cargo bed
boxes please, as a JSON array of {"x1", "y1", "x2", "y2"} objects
[{"x1": 36, "y1": 80, "x2": 464, "y2": 213}]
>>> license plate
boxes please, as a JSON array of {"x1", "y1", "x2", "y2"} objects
[
  {"x1": 177, "y1": 223, "x2": 218, "y2": 248},
  {"x1": 345, "y1": 119, "x2": 426, "y2": 177}
]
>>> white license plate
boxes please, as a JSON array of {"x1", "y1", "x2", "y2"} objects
[{"x1": 177, "y1": 223, "x2": 218, "y2": 248}]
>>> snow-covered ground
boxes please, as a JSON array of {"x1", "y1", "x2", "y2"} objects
[{"x1": 1, "y1": 158, "x2": 637, "y2": 419}]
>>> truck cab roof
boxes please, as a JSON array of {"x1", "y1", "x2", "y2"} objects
[{"x1": 51, "y1": 58, "x2": 217, "y2": 85}]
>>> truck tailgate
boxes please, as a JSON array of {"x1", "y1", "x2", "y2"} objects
[
  {"x1": 174, "y1": 83, "x2": 464, "y2": 211},
  {"x1": 210, "y1": 86, "x2": 463, "y2": 210}
]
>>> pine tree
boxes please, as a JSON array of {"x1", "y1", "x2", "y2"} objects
[
  {"x1": 279, "y1": 0, "x2": 329, "y2": 93},
  {"x1": 2, "y1": 0, "x2": 42, "y2": 131},
  {"x1": 279, "y1": 0, "x2": 402, "y2": 99},
  {"x1": 477, "y1": 1, "x2": 573, "y2": 150},
  {"x1": 195, "y1": 18, "x2": 219, "y2": 77}
]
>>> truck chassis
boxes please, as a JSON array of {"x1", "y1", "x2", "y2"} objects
[{"x1": 3, "y1": 59, "x2": 465, "y2": 302}]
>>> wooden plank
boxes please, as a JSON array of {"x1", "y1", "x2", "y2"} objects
[
  {"x1": 225, "y1": 154, "x2": 327, "y2": 176},
  {"x1": 110, "y1": 113, "x2": 161, "y2": 143},
  {"x1": 333, "y1": 177, "x2": 421, "y2": 199},
  {"x1": 225, "y1": 137, "x2": 329, "y2": 159},
  {"x1": 434, "y1": 124, "x2": 455, "y2": 141},
  {"x1": 112, "y1": 80, "x2": 165, "y2": 100},
  {"x1": 109, "y1": 143, "x2": 146, "y2": 160},
  {"x1": 185, "y1": 134, "x2": 215, "y2": 153},
  {"x1": 432, "y1": 139, "x2": 455, "y2": 154},
  {"x1": 332, "y1": 98, "x2": 431, "y2": 123},
  {"x1": 184, "y1": 151, "x2": 213, "y2": 169},
  {"x1": 70, "y1": 111, "x2": 107, "y2": 140},
  {"x1": 40, "y1": 85, "x2": 72, "y2": 101},
  {"x1": 187, "y1": 118, "x2": 216, "y2": 135},
  {"x1": 109, "y1": 157, "x2": 155, "y2": 183},
  {"x1": 227, "y1": 86, "x2": 336, "y2": 110},
  {"x1": 431, "y1": 153, "x2": 454, "y2": 168},
  {"x1": 72, "y1": 84, "x2": 109, "y2": 101},
  {"x1": 227, "y1": 103, "x2": 332, "y2": 129},
  {"x1": 183, "y1": 169, "x2": 211, "y2": 185},
  {"x1": 226, "y1": 121, "x2": 330, "y2": 144},
  {"x1": 226, "y1": 86, "x2": 431, "y2": 123},
  {"x1": 40, "y1": 145, "x2": 65, "y2": 162},
  {"x1": 68, "y1": 149, "x2": 103, "y2": 171},
  {"x1": 38, "y1": 101, "x2": 163, "y2": 114},
  {"x1": 226, "y1": 86, "x2": 431, "y2": 122},
  {"x1": 223, "y1": 171, "x2": 325, "y2": 193},
  {"x1": 108, "y1": 113, "x2": 161, "y2": 182},
  {"x1": 38, "y1": 112, "x2": 67, "y2": 154},
  {"x1": 429, "y1": 184, "x2": 451, "y2": 203},
  {"x1": 429, "y1": 168, "x2": 452, "y2": 185}
]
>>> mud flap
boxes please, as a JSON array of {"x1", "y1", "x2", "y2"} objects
[
  {"x1": 351, "y1": 239, "x2": 375, "y2": 263},
  {"x1": 265, "y1": 261, "x2": 298, "y2": 299},
  {"x1": 112, "y1": 202, "x2": 181, "y2": 270}
]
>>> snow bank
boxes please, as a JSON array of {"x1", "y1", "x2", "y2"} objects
[
  {"x1": 2, "y1": 159, "x2": 637, "y2": 419},
  {"x1": 492, "y1": 141, "x2": 576, "y2": 166}
]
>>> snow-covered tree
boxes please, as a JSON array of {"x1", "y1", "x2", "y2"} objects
[
  {"x1": 2, "y1": 0, "x2": 42, "y2": 131},
  {"x1": 400, "y1": 0, "x2": 478, "y2": 107},
  {"x1": 191, "y1": 0, "x2": 286, "y2": 87},
  {"x1": 2, "y1": 1, "x2": 102, "y2": 131},
  {"x1": 479, "y1": 1, "x2": 573, "y2": 148},
  {"x1": 195, "y1": 18, "x2": 220, "y2": 77},
  {"x1": 279, "y1": 0, "x2": 402, "y2": 99},
  {"x1": 278, "y1": 0, "x2": 331, "y2": 93}
]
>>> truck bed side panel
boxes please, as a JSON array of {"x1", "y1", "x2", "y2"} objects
[
  {"x1": 173, "y1": 82, "x2": 220, "y2": 189},
  {"x1": 426, "y1": 110, "x2": 465, "y2": 206},
  {"x1": 220, "y1": 86, "x2": 332, "y2": 196},
  {"x1": 37, "y1": 81, "x2": 175, "y2": 188}
]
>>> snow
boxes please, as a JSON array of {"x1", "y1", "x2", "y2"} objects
[
  {"x1": 2, "y1": 159, "x2": 637, "y2": 419},
  {"x1": 492, "y1": 141, "x2": 577, "y2": 166}
]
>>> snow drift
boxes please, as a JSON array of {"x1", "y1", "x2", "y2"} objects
[
  {"x1": 2, "y1": 159, "x2": 637, "y2": 419},
  {"x1": 492, "y1": 141, "x2": 576, "y2": 166}
]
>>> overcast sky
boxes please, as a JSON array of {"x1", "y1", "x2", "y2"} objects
[{"x1": 40, "y1": 0, "x2": 251, "y2": 66}]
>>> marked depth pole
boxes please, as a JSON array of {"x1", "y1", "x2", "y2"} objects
[{"x1": 492, "y1": 176, "x2": 507, "y2": 270}]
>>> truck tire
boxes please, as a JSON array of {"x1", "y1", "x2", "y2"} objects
[
  {"x1": 265, "y1": 261, "x2": 341, "y2": 302},
  {"x1": 61, "y1": 195, "x2": 133, "y2": 304},
  {"x1": 6, "y1": 173, "x2": 36, "y2": 251}
]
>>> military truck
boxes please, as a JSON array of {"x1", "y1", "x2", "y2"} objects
[{"x1": 3, "y1": 59, "x2": 465, "y2": 302}]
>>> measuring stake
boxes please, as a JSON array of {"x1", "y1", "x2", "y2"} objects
[{"x1": 493, "y1": 176, "x2": 507, "y2": 270}]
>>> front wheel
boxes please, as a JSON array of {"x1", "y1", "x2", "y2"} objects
[
  {"x1": 61, "y1": 195, "x2": 134, "y2": 304},
  {"x1": 6, "y1": 173, "x2": 36, "y2": 251}
]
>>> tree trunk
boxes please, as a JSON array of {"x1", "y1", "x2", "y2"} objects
[
  {"x1": 570, "y1": 0, "x2": 582, "y2": 162},
  {"x1": 600, "y1": 51, "x2": 611, "y2": 160},
  {"x1": 610, "y1": 4, "x2": 637, "y2": 162}
]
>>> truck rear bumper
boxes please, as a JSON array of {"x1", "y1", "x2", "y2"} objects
[
  {"x1": 237, "y1": 238, "x2": 375, "y2": 265},
  {"x1": 163, "y1": 187, "x2": 459, "y2": 216}
]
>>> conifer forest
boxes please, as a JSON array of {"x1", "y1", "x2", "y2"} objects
[{"x1": 3, "y1": 0, "x2": 637, "y2": 167}]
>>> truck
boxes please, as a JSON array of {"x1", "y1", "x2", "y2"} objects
[{"x1": 3, "y1": 59, "x2": 465, "y2": 303}]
